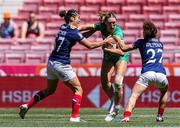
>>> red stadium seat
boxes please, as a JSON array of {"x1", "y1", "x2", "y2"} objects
[
  {"x1": 85, "y1": 0, "x2": 106, "y2": 5},
  {"x1": 80, "y1": 6, "x2": 100, "y2": 15},
  {"x1": 46, "y1": 21, "x2": 59, "y2": 30},
  {"x1": 130, "y1": 52, "x2": 141, "y2": 64},
  {"x1": 36, "y1": 14, "x2": 51, "y2": 23},
  {"x1": 86, "y1": 52, "x2": 103, "y2": 64},
  {"x1": 148, "y1": 14, "x2": 167, "y2": 29},
  {"x1": 148, "y1": 0, "x2": 168, "y2": 5},
  {"x1": 165, "y1": 22, "x2": 180, "y2": 29},
  {"x1": 124, "y1": 29, "x2": 140, "y2": 39},
  {"x1": 160, "y1": 29, "x2": 179, "y2": 38},
  {"x1": 126, "y1": 0, "x2": 147, "y2": 5},
  {"x1": 12, "y1": 15, "x2": 28, "y2": 28},
  {"x1": 160, "y1": 37, "x2": 179, "y2": 45},
  {"x1": 5, "y1": 53, "x2": 25, "y2": 64},
  {"x1": 129, "y1": 14, "x2": 148, "y2": 22},
  {"x1": 10, "y1": 45, "x2": 30, "y2": 52},
  {"x1": 116, "y1": 14, "x2": 129, "y2": 22},
  {"x1": 19, "y1": 4, "x2": 38, "y2": 14},
  {"x1": 64, "y1": 0, "x2": 85, "y2": 5},
  {"x1": 36, "y1": 38, "x2": 54, "y2": 48},
  {"x1": 25, "y1": 53, "x2": 45, "y2": 64},
  {"x1": 59, "y1": 6, "x2": 79, "y2": 13},
  {"x1": 143, "y1": 5, "x2": 162, "y2": 14},
  {"x1": 163, "y1": 53, "x2": 174, "y2": 63},
  {"x1": 174, "y1": 53, "x2": 180, "y2": 64},
  {"x1": 0, "y1": 39, "x2": 11, "y2": 52},
  {"x1": 163, "y1": 6, "x2": 180, "y2": 14},
  {"x1": 122, "y1": 5, "x2": 142, "y2": 14},
  {"x1": 23, "y1": 0, "x2": 43, "y2": 6},
  {"x1": 168, "y1": 14, "x2": 180, "y2": 22},
  {"x1": 100, "y1": 6, "x2": 120, "y2": 13},
  {"x1": 89, "y1": 15, "x2": 100, "y2": 22},
  {"x1": 43, "y1": 0, "x2": 64, "y2": 5},
  {"x1": 70, "y1": 53, "x2": 86, "y2": 64},
  {"x1": 39, "y1": 6, "x2": 57, "y2": 16},
  {"x1": 124, "y1": 36, "x2": 136, "y2": 44},
  {"x1": 45, "y1": 30, "x2": 58, "y2": 38},
  {"x1": 168, "y1": 0, "x2": 180, "y2": 5},
  {"x1": 125, "y1": 22, "x2": 143, "y2": 30},
  {"x1": 30, "y1": 45, "x2": 51, "y2": 52},
  {"x1": 72, "y1": 44, "x2": 88, "y2": 50},
  {"x1": 148, "y1": 14, "x2": 168, "y2": 22},
  {"x1": 106, "y1": 0, "x2": 125, "y2": 4}
]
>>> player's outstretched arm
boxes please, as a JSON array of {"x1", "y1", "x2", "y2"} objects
[
  {"x1": 81, "y1": 29, "x2": 96, "y2": 38},
  {"x1": 79, "y1": 36, "x2": 112, "y2": 49},
  {"x1": 78, "y1": 24, "x2": 94, "y2": 31},
  {"x1": 113, "y1": 36, "x2": 136, "y2": 52}
]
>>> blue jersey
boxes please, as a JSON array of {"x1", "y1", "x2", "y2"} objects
[
  {"x1": 49, "y1": 24, "x2": 84, "y2": 64},
  {"x1": 133, "y1": 38, "x2": 166, "y2": 74}
]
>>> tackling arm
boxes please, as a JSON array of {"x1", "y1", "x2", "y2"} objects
[{"x1": 113, "y1": 36, "x2": 136, "y2": 52}]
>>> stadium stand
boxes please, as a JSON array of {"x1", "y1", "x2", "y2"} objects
[
  {"x1": 0, "y1": 0, "x2": 180, "y2": 64},
  {"x1": 86, "y1": 52, "x2": 103, "y2": 64}
]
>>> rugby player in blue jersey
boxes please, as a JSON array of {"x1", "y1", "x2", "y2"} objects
[
  {"x1": 107, "y1": 21, "x2": 169, "y2": 122},
  {"x1": 18, "y1": 9, "x2": 112, "y2": 122}
]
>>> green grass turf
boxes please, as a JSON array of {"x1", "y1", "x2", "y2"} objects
[{"x1": 0, "y1": 108, "x2": 179, "y2": 127}]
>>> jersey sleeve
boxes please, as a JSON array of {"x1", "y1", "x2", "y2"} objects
[
  {"x1": 113, "y1": 25, "x2": 124, "y2": 40},
  {"x1": 73, "y1": 30, "x2": 84, "y2": 42},
  {"x1": 133, "y1": 39, "x2": 143, "y2": 49},
  {"x1": 93, "y1": 23, "x2": 102, "y2": 31}
]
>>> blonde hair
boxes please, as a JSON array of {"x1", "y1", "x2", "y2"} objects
[{"x1": 97, "y1": 11, "x2": 116, "y2": 23}]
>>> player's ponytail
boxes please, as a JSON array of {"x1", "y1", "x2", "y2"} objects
[
  {"x1": 59, "y1": 9, "x2": 78, "y2": 23},
  {"x1": 59, "y1": 10, "x2": 66, "y2": 18}
]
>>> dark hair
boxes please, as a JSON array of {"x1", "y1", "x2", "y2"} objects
[
  {"x1": 143, "y1": 21, "x2": 157, "y2": 40},
  {"x1": 98, "y1": 11, "x2": 116, "y2": 23},
  {"x1": 59, "y1": 9, "x2": 78, "y2": 23}
]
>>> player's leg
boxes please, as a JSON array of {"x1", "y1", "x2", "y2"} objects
[
  {"x1": 121, "y1": 83, "x2": 147, "y2": 122},
  {"x1": 114, "y1": 60, "x2": 127, "y2": 111},
  {"x1": 101, "y1": 60, "x2": 116, "y2": 121},
  {"x1": 155, "y1": 74, "x2": 169, "y2": 122},
  {"x1": 19, "y1": 79, "x2": 58, "y2": 119},
  {"x1": 64, "y1": 76, "x2": 83, "y2": 122},
  {"x1": 105, "y1": 60, "x2": 127, "y2": 122},
  {"x1": 156, "y1": 86, "x2": 168, "y2": 122},
  {"x1": 101, "y1": 60, "x2": 114, "y2": 99}
]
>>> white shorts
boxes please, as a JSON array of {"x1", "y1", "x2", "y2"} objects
[
  {"x1": 47, "y1": 60, "x2": 77, "y2": 82},
  {"x1": 136, "y1": 71, "x2": 168, "y2": 88}
]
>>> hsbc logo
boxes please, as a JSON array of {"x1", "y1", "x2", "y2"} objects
[{"x1": 87, "y1": 83, "x2": 180, "y2": 108}]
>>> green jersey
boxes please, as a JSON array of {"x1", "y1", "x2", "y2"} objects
[{"x1": 94, "y1": 23, "x2": 129, "y2": 64}]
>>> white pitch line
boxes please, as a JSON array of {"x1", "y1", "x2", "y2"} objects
[{"x1": 0, "y1": 114, "x2": 180, "y2": 118}]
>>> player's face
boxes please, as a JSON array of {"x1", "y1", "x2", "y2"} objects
[
  {"x1": 105, "y1": 17, "x2": 116, "y2": 33},
  {"x1": 73, "y1": 15, "x2": 80, "y2": 27}
]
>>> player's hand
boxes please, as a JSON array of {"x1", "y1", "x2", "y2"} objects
[{"x1": 103, "y1": 36, "x2": 114, "y2": 45}]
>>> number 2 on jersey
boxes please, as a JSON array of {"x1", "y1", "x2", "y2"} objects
[{"x1": 146, "y1": 48, "x2": 163, "y2": 64}]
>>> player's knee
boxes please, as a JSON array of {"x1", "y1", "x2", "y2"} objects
[
  {"x1": 101, "y1": 82, "x2": 111, "y2": 91},
  {"x1": 114, "y1": 75, "x2": 123, "y2": 92}
]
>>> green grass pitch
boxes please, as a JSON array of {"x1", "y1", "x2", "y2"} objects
[{"x1": 0, "y1": 108, "x2": 179, "y2": 127}]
